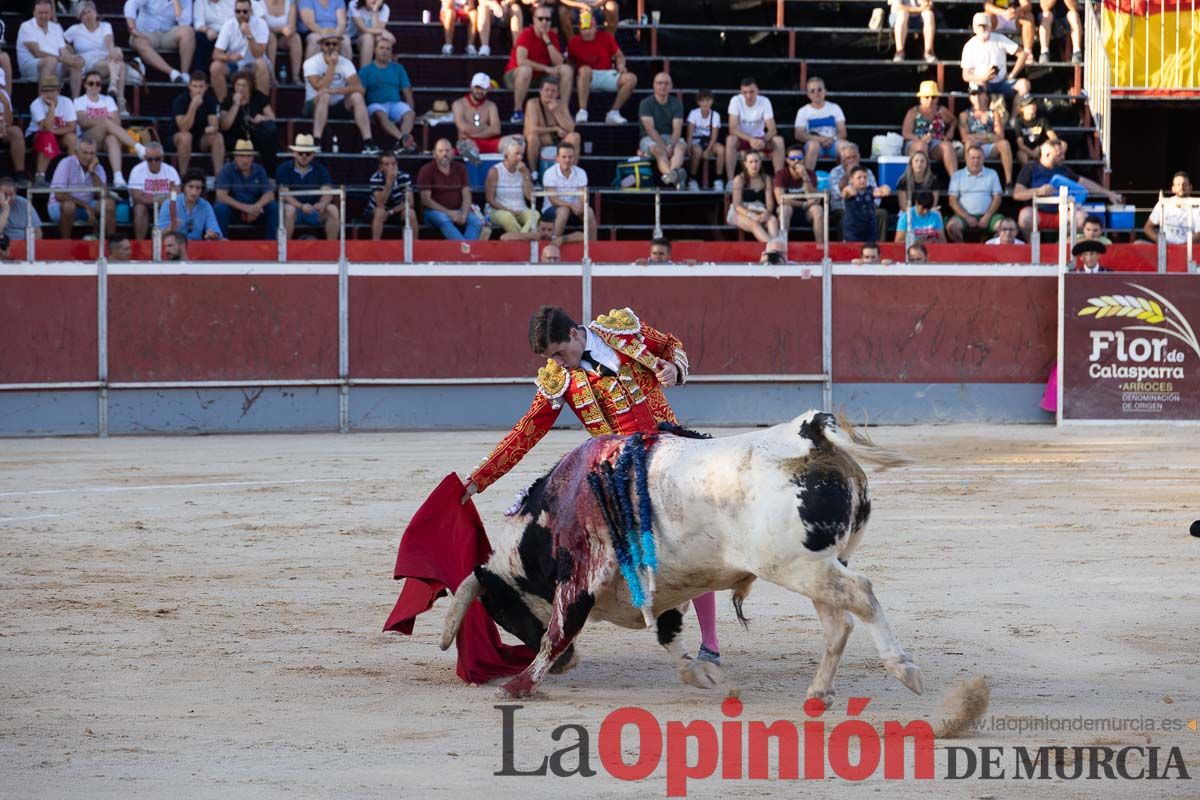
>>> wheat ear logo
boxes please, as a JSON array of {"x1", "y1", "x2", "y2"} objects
[{"x1": 1077, "y1": 283, "x2": 1200, "y2": 359}]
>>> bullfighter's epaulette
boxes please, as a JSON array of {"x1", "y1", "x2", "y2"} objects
[
  {"x1": 589, "y1": 308, "x2": 658, "y2": 370},
  {"x1": 535, "y1": 359, "x2": 570, "y2": 404}
]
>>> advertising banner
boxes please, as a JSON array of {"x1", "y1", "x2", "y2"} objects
[{"x1": 1063, "y1": 274, "x2": 1200, "y2": 420}]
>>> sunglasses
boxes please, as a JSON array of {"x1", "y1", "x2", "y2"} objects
[
  {"x1": 322, "y1": 40, "x2": 340, "y2": 46},
  {"x1": 535, "y1": 15, "x2": 551, "y2": 21},
  {"x1": 145, "y1": 156, "x2": 162, "y2": 162},
  {"x1": 787, "y1": 155, "x2": 805, "y2": 162},
  {"x1": 85, "y1": 80, "x2": 101, "y2": 86},
  {"x1": 40, "y1": 88, "x2": 57, "y2": 93}
]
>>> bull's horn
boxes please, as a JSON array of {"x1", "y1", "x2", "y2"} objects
[{"x1": 439, "y1": 573, "x2": 482, "y2": 651}]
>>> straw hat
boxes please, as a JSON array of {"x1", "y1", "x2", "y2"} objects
[
  {"x1": 916, "y1": 80, "x2": 941, "y2": 98},
  {"x1": 232, "y1": 139, "x2": 258, "y2": 156},
  {"x1": 289, "y1": 133, "x2": 319, "y2": 153}
]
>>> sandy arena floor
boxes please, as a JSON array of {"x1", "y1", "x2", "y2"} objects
[{"x1": 1, "y1": 424, "x2": 1198, "y2": 799}]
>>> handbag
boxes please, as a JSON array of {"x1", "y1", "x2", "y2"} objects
[{"x1": 612, "y1": 159, "x2": 655, "y2": 190}]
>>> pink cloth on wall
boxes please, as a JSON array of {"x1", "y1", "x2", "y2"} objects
[{"x1": 1040, "y1": 362, "x2": 1058, "y2": 412}]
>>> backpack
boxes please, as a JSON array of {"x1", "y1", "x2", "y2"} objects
[{"x1": 613, "y1": 159, "x2": 655, "y2": 190}]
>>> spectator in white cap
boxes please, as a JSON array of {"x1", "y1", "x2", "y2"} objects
[
  {"x1": 453, "y1": 72, "x2": 505, "y2": 164},
  {"x1": 961, "y1": 12, "x2": 1030, "y2": 112}
]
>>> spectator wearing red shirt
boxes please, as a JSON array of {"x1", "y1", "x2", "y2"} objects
[
  {"x1": 504, "y1": 3, "x2": 573, "y2": 123},
  {"x1": 566, "y1": 10, "x2": 635, "y2": 124}
]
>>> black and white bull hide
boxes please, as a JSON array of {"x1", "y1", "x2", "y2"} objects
[{"x1": 441, "y1": 411, "x2": 924, "y2": 701}]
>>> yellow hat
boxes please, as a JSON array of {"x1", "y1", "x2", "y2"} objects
[
  {"x1": 233, "y1": 139, "x2": 257, "y2": 155},
  {"x1": 916, "y1": 80, "x2": 941, "y2": 98}
]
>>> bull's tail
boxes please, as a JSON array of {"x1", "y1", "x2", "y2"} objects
[
  {"x1": 730, "y1": 575, "x2": 755, "y2": 630},
  {"x1": 439, "y1": 572, "x2": 482, "y2": 651},
  {"x1": 821, "y1": 412, "x2": 911, "y2": 470}
]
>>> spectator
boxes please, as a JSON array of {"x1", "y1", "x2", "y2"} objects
[
  {"x1": 504, "y1": 3, "x2": 573, "y2": 122},
  {"x1": 902, "y1": 81, "x2": 957, "y2": 180},
  {"x1": 128, "y1": 141, "x2": 180, "y2": 240},
  {"x1": 361, "y1": 39, "x2": 417, "y2": 154},
  {"x1": 298, "y1": 0, "x2": 352, "y2": 59},
  {"x1": 0, "y1": 23, "x2": 12, "y2": 103},
  {"x1": 474, "y1": 1, "x2": 525, "y2": 56},
  {"x1": 0, "y1": 233, "x2": 9, "y2": 260},
  {"x1": 219, "y1": 70, "x2": 278, "y2": 174},
  {"x1": 348, "y1": 0, "x2": 394, "y2": 67},
  {"x1": 557, "y1": 0, "x2": 619, "y2": 39},
  {"x1": 760, "y1": 241, "x2": 787, "y2": 265},
  {"x1": 0, "y1": 176, "x2": 42, "y2": 242},
  {"x1": 194, "y1": 0, "x2": 239, "y2": 73},
  {"x1": 646, "y1": 237, "x2": 672, "y2": 264},
  {"x1": 124, "y1": 0, "x2": 196, "y2": 84},
  {"x1": 276, "y1": 133, "x2": 340, "y2": 239},
  {"x1": 74, "y1": 70, "x2": 148, "y2": 190},
  {"x1": 841, "y1": 165, "x2": 887, "y2": 243},
  {"x1": 0, "y1": 87, "x2": 25, "y2": 186},
  {"x1": 485, "y1": 139, "x2": 536, "y2": 236},
  {"x1": 500, "y1": 207, "x2": 584, "y2": 243},
  {"x1": 828, "y1": 142, "x2": 889, "y2": 242},
  {"x1": 108, "y1": 233, "x2": 132, "y2": 261},
  {"x1": 164, "y1": 229, "x2": 189, "y2": 260},
  {"x1": 724, "y1": 77, "x2": 786, "y2": 186},
  {"x1": 890, "y1": 0, "x2": 937, "y2": 63},
  {"x1": 48, "y1": 135, "x2": 115, "y2": 240},
  {"x1": 793, "y1": 76, "x2": 847, "y2": 173},
  {"x1": 1070, "y1": 239, "x2": 1108, "y2": 272},
  {"x1": 522, "y1": 77, "x2": 580, "y2": 176},
  {"x1": 958, "y1": 86, "x2": 1014, "y2": 188},
  {"x1": 418, "y1": 138, "x2": 483, "y2": 240},
  {"x1": 946, "y1": 144, "x2": 1004, "y2": 242},
  {"x1": 1040, "y1": 0, "x2": 1082, "y2": 65},
  {"x1": 906, "y1": 241, "x2": 930, "y2": 262},
  {"x1": 366, "y1": 150, "x2": 417, "y2": 240},
  {"x1": 172, "y1": 71, "x2": 225, "y2": 179},
  {"x1": 158, "y1": 168, "x2": 223, "y2": 239},
  {"x1": 985, "y1": 217, "x2": 1024, "y2": 244},
  {"x1": 638, "y1": 72, "x2": 687, "y2": 188},
  {"x1": 539, "y1": 242, "x2": 561, "y2": 263},
  {"x1": 895, "y1": 190, "x2": 945, "y2": 243},
  {"x1": 1011, "y1": 93, "x2": 1061, "y2": 166},
  {"x1": 961, "y1": 13, "x2": 1031, "y2": 111},
  {"x1": 17, "y1": 0, "x2": 84, "y2": 89},
  {"x1": 1077, "y1": 214, "x2": 1112, "y2": 246},
  {"x1": 686, "y1": 88, "x2": 724, "y2": 191},
  {"x1": 896, "y1": 150, "x2": 940, "y2": 212},
  {"x1": 214, "y1": 139, "x2": 278, "y2": 237},
  {"x1": 568, "y1": 10, "x2": 635, "y2": 124},
  {"x1": 66, "y1": 2, "x2": 128, "y2": 115},
  {"x1": 542, "y1": 141, "x2": 595, "y2": 240},
  {"x1": 1013, "y1": 141, "x2": 1117, "y2": 239},
  {"x1": 439, "y1": 0, "x2": 482, "y2": 56},
  {"x1": 263, "y1": 0, "x2": 303, "y2": 84},
  {"x1": 984, "y1": 0, "x2": 1035, "y2": 63},
  {"x1": 852, "y1": 242, "x2": 890, "y2": 264},
  {"x1": 774, "y1": 144, "x2": 824, "y2": 243},
  {"x1": 27, "y1": 76, "x2": 77, "y2": 187},
  {"x1": 1144, "y1": 172, "x2": 1200, "y2": 245},
  {"x1": 211, "y1": 0, "x2": 272, "y2": 103},
  {"x1": 303, "y1": 33, "x2": 380, "y2": 154},
  {"x1": 454, "y1": 73, "x2": 505, "y2": 163},
  {"x1": 727, "y1": 151, "x2": 778, "y2": 243}
]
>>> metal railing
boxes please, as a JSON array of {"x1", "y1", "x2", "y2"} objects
[
  {"x1": 1030, "y1": 187, "x2": 1076, "y2": 268},
  {"x1": 25, "y1": 184, "x2": 109, "y2": 263},
  {"x1": 776, "y1": 190, "x2": 830, "y2": 263},
  {"x1": 276, "y1": 187, "x2": 348, "y2": 263},
  {"x1": 1083, "y1": 0, "x2": 1113, "y2": 177}
]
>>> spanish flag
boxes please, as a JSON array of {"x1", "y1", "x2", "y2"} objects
[{"x1": 1103, "y1": 0, "x2": 1200, "y2": 93}]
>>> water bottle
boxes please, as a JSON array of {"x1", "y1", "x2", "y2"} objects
[
  {"x1": 279, "y1": 64, "x2": 288, "y2": 83},
  {"x1": 331, "y1": 135, "x2": 339, "y2": 153}
]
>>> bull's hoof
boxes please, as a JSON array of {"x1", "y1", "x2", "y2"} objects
[
  {"x1": 884, "y1": 658, "x2": 925, "y2": 695},
  {"x1": 549, "y1": 647, "x2": 579, "y2": 674},
  {"x1": 679, "y1": 658, "x2": 724, "y2": 689},
  {"x1": 498, "y1": 675, "x2": 538, "y2": 699},
  {"x1": 805, "y1": 686, "x2": 835, "y2": 707}
]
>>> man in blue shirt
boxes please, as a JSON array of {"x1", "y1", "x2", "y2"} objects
[
  {"x1": 158, "y1": 168, "x2": 223, "y2": 240},
  {"x1": 214, "y1": 138, "x2": 278, "y2": 238},
  {"x1": 275, "y1": 133, "x2": 340, "y2": 239},
  {"x1": 1014, "y1": 140, "x2": 1120, "y2": 240},
  {"x1": 357, "y1": 38, "x2": 416, "y2": 154}
]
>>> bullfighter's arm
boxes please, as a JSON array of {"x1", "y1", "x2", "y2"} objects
[
  {"x1": 639, "y1": 322, "x2": 690, "y2": 385},
  {"x1": 468, "y1": 391, "x2": 563, "y2": 493}
]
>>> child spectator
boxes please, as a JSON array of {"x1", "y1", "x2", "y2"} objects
[
  {"x1": 895, "y1": 190, "x2": 945, "y2": 243},
  {"x1": 841, "y1": 165, "x2": 886, "y2": 243},
  {"x1": 685, "y1": 89, "x2": 724, "y2": 191}
]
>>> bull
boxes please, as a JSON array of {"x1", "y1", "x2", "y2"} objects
[{"x1": 440, "y1": 411, "x2": 924, "y2": 701}]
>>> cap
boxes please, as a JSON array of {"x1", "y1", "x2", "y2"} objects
[
  {"x1": 972, "y1": 12, "x2": 992, "y2": 29},
  {"x1": 916, "y1": 80, "x2": 940, "y2": 98},
  {"x1": 39, "y1": 75, "x2": 61, "y2": 91},
  {"x1": 470, "y1": 72, "x2": 491, "y2": 90},
  {"x1": 319, "y1": 32, "x2": 342, "y2": 42},
  {"x1": 1072, "y1": 239, "x2": 1107, "y2": 256},
  {"x1": 1017, "y1": 93, "x2": 1036, "y2": 108}
]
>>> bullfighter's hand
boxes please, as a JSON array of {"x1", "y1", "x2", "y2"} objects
[{"x1": 655, "y1": 359, "x2": 679, "y2": 387}]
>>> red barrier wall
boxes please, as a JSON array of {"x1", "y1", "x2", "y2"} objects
[
  {"x1": 0, "y1": 277, "x2": 97, "y2": 383},
  {"x1": 107, "y1": 276, "x2": 338, "y2": 381}
]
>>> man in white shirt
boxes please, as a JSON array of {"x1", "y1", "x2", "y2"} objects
[
  {"x1": 1144, "y1": 172, "x2": 1200, "y2": 245},
  {"x1": 124, "y1": 0, "x2": 196, "y2": 83},
  {"x1": 211, "y1": 0, "x2": 270, "y2": 102},
  {"x1": 128, "y1": 142, "x2": 181, "y2": 240},
  {"x1": 946, "y1": 144, "x2": 1004, "y2": 242},
  {"x1": 792, "y1": 76, "x2": 847, "y2": 172},
  {"x1": 17, "y1": 0, "x2": 84, "y2": 86},
  {"x1": 542, "y1": 142, "x2": 595, "y2": 241},
  {"x1": 961, "y1": 13, "x2": 1030, "y2": 110},
  {"x1": 723, "y1": 76, "x2": 785, "y2": 186},
  {"x1": 984, "y1": 217, "x2": 1024, "y2": 244},
  {"x1": 303, "y1": 33, "x2": 379, "y2": 154}
]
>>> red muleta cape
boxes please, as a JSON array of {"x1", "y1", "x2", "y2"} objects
[{"x1": 382, "y1": 472, "x2": 535, "y2": 683}]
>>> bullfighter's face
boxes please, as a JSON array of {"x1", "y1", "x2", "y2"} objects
[{"x1": 542, "y1": 326, "x2": 587, "y2": 370}]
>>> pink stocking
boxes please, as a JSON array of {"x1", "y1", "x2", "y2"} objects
[{"x1": 692, "y1": 591, "x2": 719, "y2": 653}]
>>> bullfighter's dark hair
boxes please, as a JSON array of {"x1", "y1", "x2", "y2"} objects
[{"x1": 528, "y1": 306, "x2": 578, "y2": 354}]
